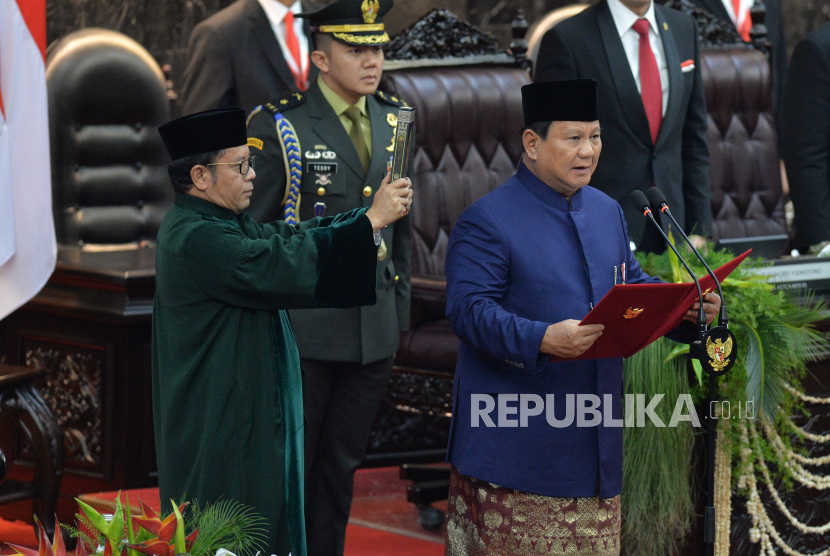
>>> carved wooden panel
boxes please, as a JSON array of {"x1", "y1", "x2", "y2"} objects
[
  {"x1": 385, "y1": 9, "x2": 498, "y2": 61},
  {"x1": 664, "y1": 0, "x2": 745, "y2": 47},
  {"x1": 20, "y1": 336, "x2": 106, "y2": 474},
  {"x1": 367, "y1": 368, "x2": 453, "y2": 459}
]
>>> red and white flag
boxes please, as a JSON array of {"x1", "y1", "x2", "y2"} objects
[{"x1": 0, "y1": 0, "x2": 56, "y2": 320}]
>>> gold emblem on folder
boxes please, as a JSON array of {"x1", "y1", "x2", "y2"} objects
[
  {"x1": 695, "y1": 287, "x2": 714, "y2": 301},
  {"x1": 624, "y1": 307, "x2": 644, "y2": 319},
  {"x1": 707, "y1": 336, "x2": 733, "y2": 372}
]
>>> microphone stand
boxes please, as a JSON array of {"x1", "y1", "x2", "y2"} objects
[
  {"x1": 645, "y1": 188, "x2": 731, "y2": 556},
  {"x1": 630, "y1": 191, "x2": 708, "y2": 339},
  {"x1": 646, "y1": 187, "x2": 728, "y2": 327},
  {"x1": 631, "y1": 190, "x2": 715, "y2": 556}
]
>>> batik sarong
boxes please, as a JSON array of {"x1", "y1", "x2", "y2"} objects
[{"x1": 445, "y1": 466, "x2": 621, "y2": 556}]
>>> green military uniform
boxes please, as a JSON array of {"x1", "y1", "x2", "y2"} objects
[
  {"x1": 152, "y1": 108, "x2": 383, "y2": 556},
  {"x1": 247, "y1": 80, "x2": 413, "y2": 556},
  {"x1": 246, "y1": 81, "x2": 411, "y2": 360},
  {"x1": 246, "y1": 1, "x2": 411, "y2": 550}
]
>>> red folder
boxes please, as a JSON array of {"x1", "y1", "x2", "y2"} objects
[{"x1": 549, "y1": 250, "x2": 750, "y2": 361}]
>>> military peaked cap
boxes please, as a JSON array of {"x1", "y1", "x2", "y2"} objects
[{"x1": 298, "y1": 0, "x2": 394, "y2": 45}]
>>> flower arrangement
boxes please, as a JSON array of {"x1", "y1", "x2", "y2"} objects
[
  {"x1": 621, "y1": 241, "x2": 830, "y2": 556},
  {"x1": 11, "y1": 495, "x2": 269, "y2": 556}
]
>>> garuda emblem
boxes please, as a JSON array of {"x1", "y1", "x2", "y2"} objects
[
  {"x1": 362, "y1": 0, "x2": 380, "y2": 23},
  {"x1": 623, "y1": 307, "x2": 644, "y2": 319},
  {"x1": 706, "y1": 335, "x2": 733, "y2": 372}
]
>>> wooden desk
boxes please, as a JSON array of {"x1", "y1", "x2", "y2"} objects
[
  {"x1": 0, "y1": 363, "x2": 63, "y2": 537},
  {"x1": 1, "y1": 246, "x2": 157, "y2": 524}
]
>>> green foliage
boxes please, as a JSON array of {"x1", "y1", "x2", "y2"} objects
[
  {"x1": 64, "y1": 515, "x2": 103, "y2": 554},
  {"x1": 625, "y1": 243, "x2": 830, "y2": 554},
  {"x1": 68, "y1": 497, "x2": 268, "y2": 556},
  {"x1": 622, "y1": 338, "x2": 695, "y2": 556},
  {"x1": 637, "y1": 244, "x2": 827, "y2": 424},
  {"x1": 187, "y1": 499, "x2": 269, "y2": 556}
]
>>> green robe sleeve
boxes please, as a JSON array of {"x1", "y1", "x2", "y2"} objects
[{"x1": 184, "y1": 207, "x2": 377, "y2": 311}]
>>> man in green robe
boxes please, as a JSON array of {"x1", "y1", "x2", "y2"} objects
[{"x1": 152, "y1": 108, "x2": 413, "y2": 556}]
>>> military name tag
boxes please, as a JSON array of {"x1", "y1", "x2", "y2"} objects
[{"x1": 307, "y1": 162, "x2": 337, "y2": 174}]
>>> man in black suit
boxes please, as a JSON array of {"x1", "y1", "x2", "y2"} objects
[
  {"x1": 536, "y1": 0, "x2": 711, "y2": 251},
  {"x1": 180, "y1": 0, "x2": 319, "y2": 116},
  {"x1": 682, "y1": 0, "x2": 787, "y2": 119},
  {"x1": 781, "y1": 22, "x2": 830, "y2": 252}
]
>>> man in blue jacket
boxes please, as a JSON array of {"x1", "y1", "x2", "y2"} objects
[{"x1": 443, "y1": 79, "x2": 720, "y2": 555}]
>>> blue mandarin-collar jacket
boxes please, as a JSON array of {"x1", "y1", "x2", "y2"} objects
[{"x1": 446, "y1": 161, "x2": 667, "y2": 499}]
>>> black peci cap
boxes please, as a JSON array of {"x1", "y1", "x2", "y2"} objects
[
  {"x1": 298, "y1": 0, "x2": 394, "y2": 46},
  {"x1": 158, "y1": 108, "x2": 248, "y2": 161},
  {"x1": 521, "y1": 79, "x2": 600, "y2": 126}
]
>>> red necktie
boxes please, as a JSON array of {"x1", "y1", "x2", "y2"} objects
[
  {"x1": 283, "y1": 12, "x2": 307, "y2": 91},
  {"x1": 632, "y1": 19, "x2": 662, "y2": 145},
  {"x1": 731, "y1": 0, "x2": 752, "y2": 41}
]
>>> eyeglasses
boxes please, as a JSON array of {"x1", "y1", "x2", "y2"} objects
[{"x1": 206, "y1": 156, "x2": 256, "y2": 175}]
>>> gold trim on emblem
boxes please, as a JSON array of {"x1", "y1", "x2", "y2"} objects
[
  {"x1": 362, "y1": 0, "x2": 380, "y2": 23},
  {"x1": 331, "y1": 32, "x2": 390, "y2": 44},
  {"x1": 319, "y1": 23, "x2": 384, "y2": 32},
  {"x1": 623, "y1": 307, "x2": 644, "y2": 319},
  {"x1": 706, "y1": 336, "x2": 733, "y2": 372}
]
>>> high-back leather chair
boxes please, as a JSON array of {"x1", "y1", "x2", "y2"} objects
[
  {"x1": 701, "y1": 49, "x2": 786, "y2": 241},
  {"x1": 379, "y1": 65, "x2": 531, "y2": 373},
  {"x1": 526, "y1": 5, "x2": 786, "y2": 244},
  {"x1": 46, "y1": 28, "x2": 173, "y2": 247}
]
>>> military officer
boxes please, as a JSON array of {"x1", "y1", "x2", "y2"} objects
[{"x1": 246, "y1": 0, "x2": 412, "y2": 554}]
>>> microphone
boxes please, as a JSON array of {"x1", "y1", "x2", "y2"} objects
[
  {"x1": 632, "y1": 189, "x2": 736, "y2": 377},
  {"x1": 646, "y1": 187, "x2": 728, "y2": 326},
  {"x1": 630, "y1": 190, "x2": 707, "y2": 341},
  {"x1": 645, "y1": 187, "x2": 735, "y2": 377}
]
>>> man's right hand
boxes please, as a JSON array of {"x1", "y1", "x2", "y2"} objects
[
  {"x1": 540, "y1": 320, "x2": 604, "y2": 358},
  {"x1": 365, "y1": 171, "x2": 413, "y2": 232}
]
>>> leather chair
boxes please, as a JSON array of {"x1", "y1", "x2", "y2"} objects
[
  {"x1": 525, "y1": 6, "x2": 786, "y2": 245},
  {"x1": 377, "y1": 64, "x2": 530, "y2": 528},
  {"x1": 380, "y1": 44, "x2": 783, "y2": 415},
  {"x1": 46, "y1": 29, "x2": 173, "y2": 247},
  {"x1": 378, "y1": 16, "x2": 783, "y2": 530},
  {"x1": 700, "y1": 49, "x2": 786, "y2": 242},
  {"x1": 379, "y1": 65, "x2": 531, "y2": 376}
]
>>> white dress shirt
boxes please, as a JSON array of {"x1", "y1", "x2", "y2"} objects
[
  {"x1": 257, "y1": 0, "x2": 309, "y2": 80},
  {"x1": 720, "y1": 0, "x2": 752, "y2": 31},
  {"x1": 607, "y1": 0, "x2": 669, "y2": 116}
]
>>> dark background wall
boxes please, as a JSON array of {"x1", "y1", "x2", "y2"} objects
[{"x1": 46, "y1": 0, "x2": 830, "y2": 88}]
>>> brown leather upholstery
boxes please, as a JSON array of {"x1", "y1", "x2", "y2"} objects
[
  {"x1": 383, "y1": 49, "x2": 781, "y2": 375},
  {"x1": 701, "y1": 49, "x2": 786, "y2": 241},
  {"x1": 47, "y1": 29, "x2": 173, "y2": 246},
  {"x1": 379, "y1": 66, "x2": 531, "y2": 372}
]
